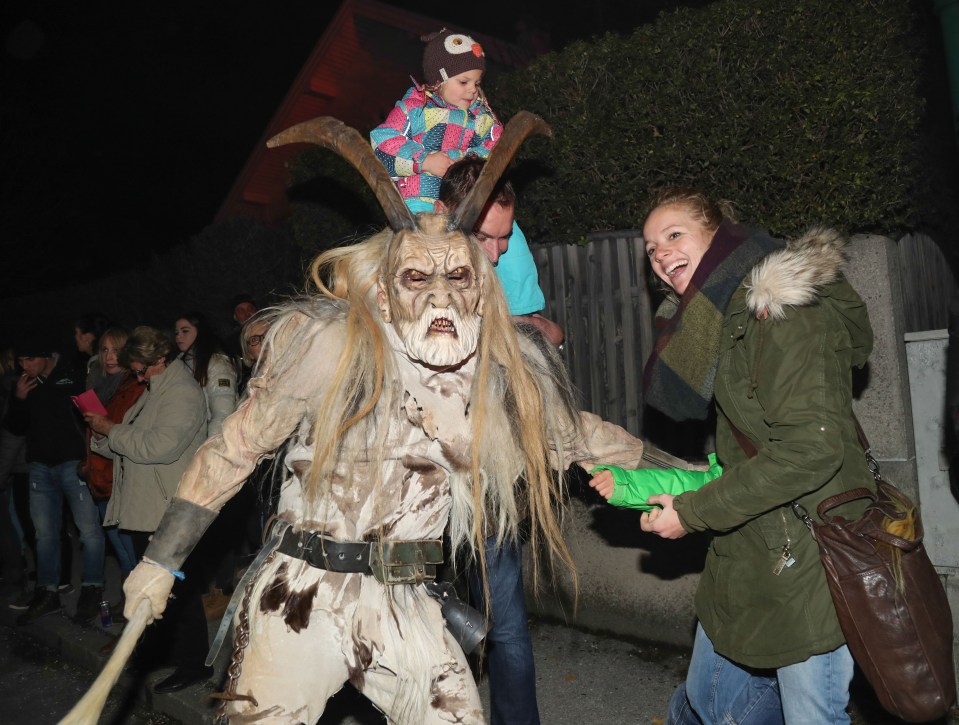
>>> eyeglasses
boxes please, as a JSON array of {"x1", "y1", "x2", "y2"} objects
[
  {"x1": 130, "y1": 364, "x2": 150, "y2": 377},
  {"x1": 246, "y1": 335, "x2": 264, "y2": 347}
]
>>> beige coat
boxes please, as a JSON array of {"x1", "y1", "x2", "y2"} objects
[{"x1": 94, "y1": 359, "x2": 207, "y2": 532}]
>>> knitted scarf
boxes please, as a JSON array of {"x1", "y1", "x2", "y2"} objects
[{"x1": 642, "y1": 220, "x2": 785, "y2": 421}]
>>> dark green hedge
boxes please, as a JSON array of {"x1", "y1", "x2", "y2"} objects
[
  {"x1": 286, "y1": 0, "x2": 947, "y2": 251},
  {"x1": 491, "y1": 0, "x2": 927, "y2": 242},
  {"x1": 287, "y1": 148, "x2": 386, "y2": 253}
]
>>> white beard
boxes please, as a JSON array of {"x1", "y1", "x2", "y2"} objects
[{"x1": 397, "y1": 305, "x2": 481, "y2": 367}]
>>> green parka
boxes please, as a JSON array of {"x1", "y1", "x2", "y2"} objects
[{"x1": 672, "y1": 227, "x2": 875, "y2": 668}]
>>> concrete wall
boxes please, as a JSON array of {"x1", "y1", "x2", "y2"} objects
[
  {"x1": 526, "y1": 234, "x2": 921, "y2": 649},
  {"x1": 905, "y1": 328, "x2": 959, "y2": 696},
  {"x1": 846, "y1": 235, "x2": 918, "y2": 499}
]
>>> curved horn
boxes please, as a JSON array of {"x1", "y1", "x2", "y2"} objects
[
  {"x1": 267, "y1": 117, "x2": 416, "y2": 231},
  {"x1": 451, "y1": 111, "x2": 552, "y2": 233}
]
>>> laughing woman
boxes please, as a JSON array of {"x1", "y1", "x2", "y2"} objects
[{"x1": 635, "y1": 187, "x2": 876, "y2": 724}]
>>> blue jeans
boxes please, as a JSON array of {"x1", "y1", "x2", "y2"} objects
[
  {"x1": 96, "y1": 498, "x2": 137, "y2": 576},
  {"x1": 668, "y1": 623, "x2": 853, "y2": 725},
  {"x1": 468, "y1": 536, "x2": 540, "y2": 725},
  {"x1": 29, "y1": 461, "x2": 104, "y2": 589}
]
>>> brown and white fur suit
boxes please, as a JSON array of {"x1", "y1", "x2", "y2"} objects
[{"x1": 119, "y1": 116, "x2": 648, "y2": 724}]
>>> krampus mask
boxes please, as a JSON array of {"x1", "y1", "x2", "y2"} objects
[{"x1": 266, "y1": 112, "x2": 551, "y2": 367}]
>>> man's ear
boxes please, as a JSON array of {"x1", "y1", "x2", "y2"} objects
[
  {"x1": 434, "y1": 200, "x2": 448, "y2": 214},
  {"x1": 376, "y1": 280, "x2": 391, "y2": 323}
]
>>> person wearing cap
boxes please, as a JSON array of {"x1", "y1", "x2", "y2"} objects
[
  {"x1": 371, "y1": 28, "x2": 549, "y2": 323},
  {"x1": 3, "y1": 337, "x2": 106, "y2": 625}
]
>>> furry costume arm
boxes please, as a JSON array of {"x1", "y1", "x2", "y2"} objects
[
  {"x1": 514, "y1": 323, "x2": 659, "y2": 472},
  {"x1": 173, "y1": 306, "x2": 344, "y2": 511}
]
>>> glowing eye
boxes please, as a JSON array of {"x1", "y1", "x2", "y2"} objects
[
  {"x1": 446, "y1": 266, "x2": 473, "y2": 288},
  {"x1": 400, "y1": 269, "x2": 430, "y2": 290}
]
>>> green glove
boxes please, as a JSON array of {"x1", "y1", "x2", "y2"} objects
[{"x1": 591, "y1": 452, "x2": 722, "y2": 511}]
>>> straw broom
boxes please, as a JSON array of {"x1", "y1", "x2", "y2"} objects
[{"x1": 58, "y1": 599, "x2": 152, "y2": 725}]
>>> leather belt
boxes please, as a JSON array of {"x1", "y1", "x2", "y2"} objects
[
  {"x1": 206, "y1": 520, "x2": 473, "y2": 667},
  {"x1": 276, "y1": 526, "x2": 444, "y2": 584}
]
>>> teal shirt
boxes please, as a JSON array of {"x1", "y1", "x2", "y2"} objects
[{"x1": 497, "y1": 221, "x2": 545, "y2": 315}]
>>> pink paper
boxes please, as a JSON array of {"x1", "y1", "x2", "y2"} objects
[{"x1": 71, "y1": 389, "x2": 108, "y2": 416}]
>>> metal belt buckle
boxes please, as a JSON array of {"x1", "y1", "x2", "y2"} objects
[
  {"x1": 369, "y1": 540, "x2": 443, "y2": 585},
  {"x1": 301, "y1": 532, "x2": 329, "y2": 569}
]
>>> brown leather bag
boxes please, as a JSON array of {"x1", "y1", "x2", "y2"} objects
[
  {"x1": 730, "y1": 415, "x2": 956, "y2": 722},
  {"x1": 792, "y1": 471, "x2": 955, "y2": 722}
]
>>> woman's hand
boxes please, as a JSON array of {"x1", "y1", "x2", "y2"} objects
[
  {"x1": 589, "y1": 469, "x2": 616, "y2": 500},
  {"x1": 640, "y1": 494, "x2": 687, "y2": 539},
  {"x1": 84, "y1": 412, "x2": 114, "y2": 436}
]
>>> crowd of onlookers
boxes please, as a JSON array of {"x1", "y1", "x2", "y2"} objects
[{"x1": 0, "y1": 294, "x2": 279, "y2": 693}]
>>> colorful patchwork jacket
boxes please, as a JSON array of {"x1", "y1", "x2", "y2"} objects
[{"x1": 370, "y1": 86, "x2": 501, "y2": 208}]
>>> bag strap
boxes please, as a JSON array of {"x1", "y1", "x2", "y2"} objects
[
  {"x1": 726, "y1": 408, "x2": 876, "y2": 474},
  {"x1": 817, "y1": 487, "x2": 877, "y2": 514},
  {"x1": 723, "y1": 409, "x2": 879, "y2": 525},
  {"x1": 720, "y1": 408, "x2": 758, "y2": 459},
  {"x1": 851, "y1": 413, "x2": 870, "y2": 452}
]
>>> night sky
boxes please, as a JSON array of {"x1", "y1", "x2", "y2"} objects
[{"x1": 0, "y1": 0, "x2": 714, "y2": 301}]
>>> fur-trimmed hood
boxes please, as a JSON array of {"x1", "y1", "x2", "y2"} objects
[
  {"x1": 744, "y1": 226, "x2": 847, "y2": 320},
  {"x1": 741, "y1": 225, "x2": 872, "y2": 370}
]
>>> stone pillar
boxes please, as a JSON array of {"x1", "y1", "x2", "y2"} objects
[{"x1": 845, "y1": 235, "x2": 918, "y2": 498}]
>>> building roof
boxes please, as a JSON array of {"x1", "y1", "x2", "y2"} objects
[{"x1": 214, "y1": 0, "x2": 536, "y2": 225}]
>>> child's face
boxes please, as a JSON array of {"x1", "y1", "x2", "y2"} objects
[{"x1": 438, "y1": 69, "x2": 483, "y2": 110}]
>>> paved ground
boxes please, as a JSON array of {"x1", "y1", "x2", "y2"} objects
[
  {"x1": 0, "y1": 580, "x2": 691, "y2": 724},
  {"x1": 0, "y1": 623, "x2": 178, "y2": 725},
  {"x1": 1, "y1": 536, "x2": 956, "y2": 724}
]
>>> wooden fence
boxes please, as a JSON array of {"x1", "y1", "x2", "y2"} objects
[
  {"x1": 898, "y1": 233, "x2": 958, "y2": 332},
  {"x1": 533, "y1": 231, "x2": 654, "y2": 438}
]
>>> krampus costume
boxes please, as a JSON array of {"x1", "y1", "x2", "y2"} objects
[{"x1": 119, "y1": 114, "x2": 647, "y2": 724}]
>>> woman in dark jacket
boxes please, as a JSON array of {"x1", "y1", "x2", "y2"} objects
[{"x1": 620, "y1": 187, "x2": 874, "y2": 724}]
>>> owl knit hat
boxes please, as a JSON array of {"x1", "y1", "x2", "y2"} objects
[{"x1": 422, "y1": 28, "x2": 485, "y2": 86}]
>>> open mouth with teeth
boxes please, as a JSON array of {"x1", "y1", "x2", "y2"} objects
[
  {"x1": 429, "y1": 317, "x2": 457, "y2": 335},
  {"x1": 666, "y1": 260, "x2": 688, "y2": 277}
]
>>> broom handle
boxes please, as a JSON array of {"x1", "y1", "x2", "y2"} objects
[{"x1": 57, "y1": 598, "x2": 153, "y2": 725}]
